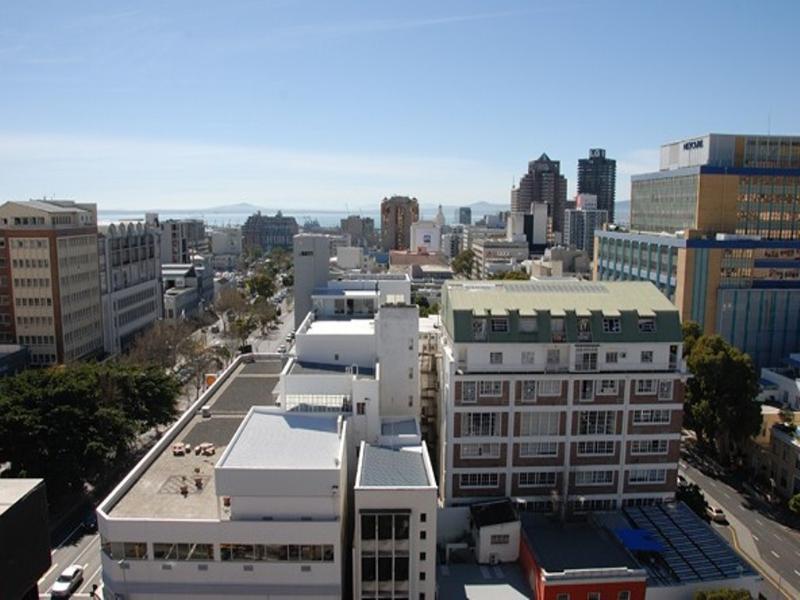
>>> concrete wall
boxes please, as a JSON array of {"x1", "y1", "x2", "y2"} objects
[
  {"x1": 376, "y1": 305, "x2": 419, "y2": 417},
  {"x1": 475, "y1": 521, "x2": 520, "y2": 564}
]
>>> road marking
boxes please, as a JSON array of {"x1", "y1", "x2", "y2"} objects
[
  {"x1": 67, "y1": 536, "x2": 101, "y2": 569},
  {"x1": 755, "y1": 518, "x2": 764, "y2": 526},
  {"x1": 737, "y1": 505, "x2": 746, "y2": 511},
  {"x1": 723, "y1": 492, "x2": 731, "y2": 499},
  {"x1": 795, "y1": 569, "x2": 800, "y2": 578},
  {"x1": 79, "y1": 565, "x2": 103, "y2": 593},
  {"x1": 770, "y1": 550, "x2": 780, "y2": 559},
  {"x1": 38, "y1": 562, "x2": 59, "y2": 584},
  {"x1": 773, "y1": 533, "x2": 784, "y2": 542},
  {"x1": 752, "y1": 534, "x2": 760, "y2": 541},
  {"x1": 709, "y1": 481, "x2": 718, "y2": 487},
  {"x1": 727, "y1": 523, "x2": 794, "y2": 600}
]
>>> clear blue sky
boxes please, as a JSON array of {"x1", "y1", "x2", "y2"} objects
[{"x1": 1, "y1": 0, "x2": 798, "y2": 211}]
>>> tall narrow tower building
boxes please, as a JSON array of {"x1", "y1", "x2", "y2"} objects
[{"x1": 578, "y1": 148, "x2": 617, "y2": 224}]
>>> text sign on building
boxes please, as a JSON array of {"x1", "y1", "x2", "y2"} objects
[{"x1": 683, "y1": 139, "x2": 704, "y2": 151}]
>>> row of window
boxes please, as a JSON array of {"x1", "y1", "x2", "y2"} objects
[
  {"x1": 482, "y1": 348, "x2": 661, "y2": 368},
  {"x1": 15, "y1": 296, "x2": 52, "y2": 307},
  {"x1": 102, "y1": 541, "x2": 335, "y2": 562},
  {"x1": 460, "y1": 408, "x2": 675, "y2": 438},
  {"x1": 458, "y1": 468, "x2": 669, "y2": 490},
  {"x1": 476, "y1": 316, "x2": 656, "y2": 337},
  {"x1": 459, "y1": 439, "x2": 671, "y2": 460},
  {"x1": 10, "y1": 258, "x2": 49, "y2": 268},
  {"x1": 461, "y1": 378, "x2": 673, "y2": 403},
  {"x1": 18, "y1": 334, "x2": 55, "y2": 346},
  {"x1": 13, "y1": 277, "x2": 50, "y2": 288},
  {"x1": 10, "y1": 238, "x2": 47, "y2": 248}
]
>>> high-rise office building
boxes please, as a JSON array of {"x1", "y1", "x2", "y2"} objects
[
  {"x1": 511, "y1": 154, "x2": 568, "y2": 241},
  {"x1": 340, "y1": 215, "x2": 376, "y2": 247},
  {"x1": 457, "y1": 206, "x2": 472, "y2": 225},
  {"x1": 630, "y1": 133, "x2": 800, "y2": 237},
  {"x1": 242, "y1": 211, "x2": 299, "y2": 253},
  {"x1": 0, "y1": 200, "x2": 103, "y2": 364},
  {"x1": 438, "y1": 280, "x2": 685, "y2": 512},
  {"x1": 578, "y1": 148, "x2": 617, "y2": 223},
  {"x1": 380, "y1": 196, "x2": 419, "y2": 251}
]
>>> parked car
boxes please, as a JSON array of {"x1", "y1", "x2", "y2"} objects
[
  {"x1": 51, "y1": 565, "x2": 83, "y2": 598},
  {"x1": 706, "y1": 506, "x2": 726, "y2": 523},
  {"x1": 277, "y1": 344, "x2": 287, "y2": 354},
  {"x1": 82, "y1": 512, "x2": 97, "y2": 533}
]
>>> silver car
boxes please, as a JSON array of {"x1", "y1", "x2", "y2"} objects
[{"x1": 51, "y1": 564, "x2": 83, "y2": 598}]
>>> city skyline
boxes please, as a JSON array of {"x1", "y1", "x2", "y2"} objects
[{"x1": 2, "y1": 1, "x2": 799, "y2": 210}]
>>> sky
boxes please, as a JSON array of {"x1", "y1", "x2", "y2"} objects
[{"x1": 1, "y1": 0, "x2": 799, "y2": 211}]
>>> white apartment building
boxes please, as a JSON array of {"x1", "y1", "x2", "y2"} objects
[
  {"x1": 409, "y1": 220, "x2": 441, "y2": 253},
  {"x1": 438, "y1": 280, "x2": 686, "y2": 513},
  {"x1": 98, "y1": 221, "x2": 163, "y2": 355},
  {"x1": 0, "y1": 200, "x2": 103, "y2": 364}
]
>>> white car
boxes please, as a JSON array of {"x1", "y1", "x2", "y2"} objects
[
  {"x1": 51, "y1": 564, "x2": 84, "y2": 598},
  {"x1": 706, "y1": 506, "x2": 726, "y2": 523}
]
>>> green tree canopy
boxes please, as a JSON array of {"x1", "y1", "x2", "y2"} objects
[
  {"x1": 677, "y1": 482, "x2": 709, "y2": 521},
  {"x1": 682, "y1": 320, "x2": 702, "y2": 357},
  {"x1": 789, "y1": 492, "x2": 800, "y2": 514},
  {"x1": 685, "y1": 335, "x2": 761, "y2": 458},
  {"x1": 246, "y1": 273, "x2": 275, "y2": 299},
  {"x1": 0, "y1": 364, "x2": 179, "y2": 498},
  {"x1": 694, "y1": 589, "x2": 751, "y2": 600},
  {"x1": 451, "y1": 249, "x2": 474, "y2": 278},
  {"x1": 490, "y1": 270, "x2": 530, "y2": 280}
]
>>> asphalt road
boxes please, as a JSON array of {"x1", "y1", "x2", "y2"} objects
[
  {"x1": 680, "y1": 459, "x2": 800, "y2": 598},
  {"x1": 39, "y1": 520, "x2": 102, "y2": 598}
]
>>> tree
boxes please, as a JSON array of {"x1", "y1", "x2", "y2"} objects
[
  {"x1": 677, "y1": 482, "x2": 709, "y2": 521},
  {"x1": 180, "y1": 338, "x2": 217, "y2": 399},
  {"x1": 685, "y1": 335, "x2": 761, "y2": 459},
  {"x1": 694, "y1": 589, "x2": 751, "y2": 600},
  {"x1": 451, "y1": 249, "x2": 474, "y2": 278},
  {"x1": 0, "y1": 364, "x2": 180, "y2": 499},
  {"x1": 789, "y1": 493, "x2": 800, "y2": 515},
  {"x1": 214, "y1": 288, "x2": 248, "y2": 333},
  {"x1": 251, "y1": 298, "x2": 277, "y2": 333},
  {"x1": 490, "y1": 270, "x2": 529, "y2": 280},
  {"x1": 682, "y1": 320, "x2": 702, "y2": 357},
  {"x1": 231, "y1": 315, "x2": 258, "y2": 349},
  {"x1": 123, "y1": 320, "x2": 194, "y2": 368},
  {"x1": 246, "y1": 273, "x2": 275, "y2": 299}
]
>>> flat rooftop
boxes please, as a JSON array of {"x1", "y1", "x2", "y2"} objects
[
  {"x1": 358, "y1": 445, "x2": 431, "y2": 488},
  {"x1": 444, "y1": 280, "x2": 677, "y2": 315},
  {"x1": 437, "y1": 563, "x2": 530, "y2": 600},
  {"x1": 0, "y1": 479, "x2": 43, "y2": 517},
  {"x1": 106, "y1": 357, "x2": 283, "y2": 520},
  {"x1": 218, "y1": 410, "x2": 341, "y2": 471},
  {"x1": 521, "y1": 513, "x2": 641, "y2": 574},
  {"x1": 305, "y1": 319, "x2": 375, "y2": 335},
  {"x1": 289, "y1": 360, "x2": 376, "y2": 377}
]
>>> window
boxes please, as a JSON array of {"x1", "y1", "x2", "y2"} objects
[
  {"x1": 519, "y1": 471, "x2": 556, "y2": 487},
  {"x1": 490, "y1": 318, "x2": 508, "y2": 333},
  {"x1": 556, "y1": 593, "x2": 570, "y2": 600},
  {"x1": 631, "y1": 439, "x2": 669, "y2": 455},
  {"x1": 460, "y1": 443, "x2": 501, "y2": 459},
  {"x1": 618, "y1": 592, "x2": 631, "y2": 600},
  {"x1": 357, "y1": 402, "x2": 366, "y2": 415},
  {"x1": 521, "y1": 380, "x2": 537, "y2": 401},
  {"x1": 519, "y1": 317, "x2": 538, "y2": 333},
  {"x1": 577, "y1": 441, "x2": 615, "y2": 456},
  {"x1": 547, "y1": 348, "x2": 561, "y2": 365},
  {"x1": 489, "y1": 352, "x2": 503, "y2": 365},
  {"x1": 577, "y1": 317, "x2": 592, "y2": 340},
  {"x1": 598, "y1": 379, "x2": 618, "y2": 395},
  {"x1": 606, "y1": 351, "x2": 619, "y2": 364},
  {"x1": 103, "y1": 541, "x2": 149, "y2": 560},
  {"x1": 579, "y1": 380, "x2": 594, "y2": 401},
  {"x1": 479, "y1": 380, "x2": 502, "y2": 397},
  {"x1": 538, "y1": 380, "x2": 561, "y2": 396},
  {"x1": 461, "y1": 412, "x2": 500, "y2": 437},
  {"x1": 490, "y1": 534, "x2": 510, "y2": 544},
  {"x1": 575, "y1": 470, "x2": 614, "y2": 485},
  {"x1": 657, "y1": 380, "x2": 673, "y2": 401},
  {"x1": 420, "y1": 571, "x2": 426, "y2": 581},
  {"x1": 641, "y1": 350, "x2": 653, "y2": 363},
  {"x1": 519, "y1": 441, "x2": 558, "y2": 457},
  {"x1": 459, "y1": 473, "x2": 498, "y2": 488},
  {"x1": 636, "y1": 379, "x2": 655, "y2": 394},
  {"x1": 638, "y1": 317, "x2": 656, "y2": 332},
  {"x1": 575, "y1": 348, "x2": 598, "y2": 371},
  {"x1": 551, "y1": 317, "x2": 565, "y2": 341},
  {"x1": 632, "y1": 409, "x2": 671, "y2": 425},
  {"x1": 221, "y1": 544, "x2": 257, "y2": 561},
  {"x1": 420, "y1": 530, "x2": 427, "y2": 540},
  {"x1": 521, "y1": 351, "x2": 535, "y2": 365},
  {"x1": 519, "y1": 412, "x2": 560, "y2": 436},
  {"x1": 472, "y1": 318, "x2": 487, "y2": 340},
  {"x1": 462, "y1": 381, "x2": 476, "y2": 403},
  {"x1": 603, "y1": 317, "x2": 621, "y2": 333},
  {"x1": 420, "y1": 552, "x2": 426, "y2": 561},
  {"x1": 629, "y1": 468, "x2": 667, "y2": 484},
  {"x1": 420, "y1": 513, "x2": 427, "y2": 523},
  {"x1": 588, "y1": 593, "x2": 601, "y2": 600},
  {"x1": 153, "y1": 543, "x2": 214, "y2": 561},
  {"x1": 578, "y1": 411, "x2": 616, "y2": 435}
]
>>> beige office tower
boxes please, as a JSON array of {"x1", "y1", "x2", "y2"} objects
[
  {"x1": 0, "y1": 200, "x2": 103, "y2": 365},
  {"x1": 380, "y1": 196, "x2": 419, "y2": 251}
]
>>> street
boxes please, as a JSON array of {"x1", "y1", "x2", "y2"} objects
[
  {"x1": 39, "y1": 522, "x2": 101, "y2": 599},
  {"x1": 680, "y1": 457, "x2": 800, "y2": 599}
]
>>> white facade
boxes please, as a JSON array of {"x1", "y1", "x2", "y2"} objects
[
  {"x1": 474, "y1": 521, "x2": 520, "y2": 564},
  {"x1": 759, "y1": 355, "x2": 800, "y2": 410},
  {"x1": 336, "y1": 246, "x2": 364, "y2": 270},
  {"x1": 210, "y1": 228, "x2": 242, "y2": 270},
  {"x1": 376, "y1": 305, "x2": 420, "y2": 417},
  {"x1": 409, "y1": 220, "x2": 441, "y2": 253}
]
